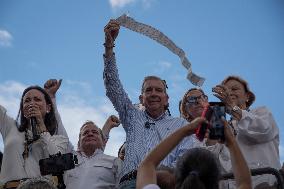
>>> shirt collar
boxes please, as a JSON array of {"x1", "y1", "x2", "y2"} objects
[
  {"x1": 77, "y1": 148, "x2": 103, "y2": 159},
  {"x1": 144, "y1": 110, "x2": 168, "y2": 121}
]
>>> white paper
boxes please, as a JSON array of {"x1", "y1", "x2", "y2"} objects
[{"x1": 116, "y1": 14, "x2": 205, "y2": 86}]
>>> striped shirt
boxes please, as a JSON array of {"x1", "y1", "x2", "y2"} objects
[{"x1": 103, "y1": 54, "x2": 195, "y2": 177}]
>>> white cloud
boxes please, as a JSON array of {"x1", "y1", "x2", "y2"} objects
[
  {"x1": 159, "y1": 61, "x2": 172, "y2": 69},
  {"x1": 0, "y1": 81, "x2": 26, "y2": 117},
  {"x1": 109, "y1": 0, "x2": 135, "y2": 9},
  {"x1": 153, "y1": 60, "x2": 172, "y2": 75},
  {"x1": 142, "y1": 0, "x2": 155, "y2": 9},
  {"x1": 0, "y1": 80, "x2": 125, "y2": 157},
  {"x1": 0, "y1": 29, "x2": 13, "y2": 47}
]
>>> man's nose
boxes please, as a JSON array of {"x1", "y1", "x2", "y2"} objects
[
  {"x1": 149, "y1": 89, "x2": 159, "y2": 96},
  {"x1": 87, "y1": 132, "x2": 95, "y2": 137}
]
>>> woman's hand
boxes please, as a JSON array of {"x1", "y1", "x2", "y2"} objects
[
  {"x1": 24, "y1": 104, "x2": 47, "y2": 133},
  {"x1": 185, "y1": 117, "x2": 207, "y2": 135},
  {"x1": 212, "y1": 85, "x2": 236, "y2": 113},
  {"x1": 44, "y1": 79, "x2": 62, "y2": 99}
]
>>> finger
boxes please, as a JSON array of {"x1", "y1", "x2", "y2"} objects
[
  {"x1": 105, "y1": 32, "x2": 114, "y2": 42},
  {"x1": 57, "y1": 79, "x2": 62, "y2": 89},
  {"x1": 44, "y1": 80, "x2": 52, "y2": 88},
  {"x1": 213, "y1": 93, "x2": 224, "y2": 101},
  {"x1": 204, "y1": 130, "x2": 210, "y2": 138},
  {"x1": 112, "y1": 115, "x2": 119, "y2": 122},
  {"x1": 191, "y1": 117, "x2": 207, "y2": 126}
]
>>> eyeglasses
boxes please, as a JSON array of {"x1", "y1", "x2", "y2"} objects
[{"x1": 185, "y1": 94, "x2": 208, "y2": 106}]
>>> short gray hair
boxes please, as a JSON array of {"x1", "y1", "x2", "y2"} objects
[{"x1": 141, "y1": 76, "x2": 168, "y2": 94}]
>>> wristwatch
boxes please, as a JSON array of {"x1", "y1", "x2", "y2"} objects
[{"x1": 232, "y1": 106, "x2": 241, "y2": 112}]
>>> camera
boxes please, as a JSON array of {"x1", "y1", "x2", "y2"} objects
[
  {"x1": 39, "y1": 152, "x2": 78, "y2": 176},
  {"x1": 195, "y1": 102, "x2": 226, "y2": 142}
]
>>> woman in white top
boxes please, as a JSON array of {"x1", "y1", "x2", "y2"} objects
[
  {"x1": 213, "y1": 75, "x2": 281, "y2": 188},
  {"x1": 0, "y1": 85, "x2": 68, "y2": 188}
]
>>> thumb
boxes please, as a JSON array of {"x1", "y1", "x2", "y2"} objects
[
  {"x1": 57, "y1": 79, "x2": 63, "y2": 89},
  {"x1": 190, "y1": 117, "x2": 207, "y2": 128}
]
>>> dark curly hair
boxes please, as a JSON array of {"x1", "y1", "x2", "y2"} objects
[
  {"x1": 175, "y1": 148, "x2": 220, "y2": 189},
  {"x1": 17, "y1": 86, "x2": 57, "y2": 135}
]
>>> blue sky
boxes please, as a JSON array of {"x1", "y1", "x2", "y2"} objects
[{"x1": 0, "y1": 0, "x2": 284, "y2": 160}]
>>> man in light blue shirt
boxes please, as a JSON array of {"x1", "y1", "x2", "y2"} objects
[{"x1": 103, "y1": 19, "x2": 195, "y2": 189}]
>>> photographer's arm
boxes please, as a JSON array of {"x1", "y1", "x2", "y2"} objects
[
  {"x1": 136, "y1": 117, "x2": 206, "y2": 189},
  {"x1": 223, "y1": 120, "x2": 252, "y2": 189}
]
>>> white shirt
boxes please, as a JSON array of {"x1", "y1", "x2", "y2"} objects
[
  {"x1": 198, "y1": 106, "x2": 280, "y2": 188},
  {"x1": 64, "y1": 149, "x2": 122, "y2": 189},
  {"x1": 142, "y1": 184, "x2": 160, "y2": 189},
  {"x1": 0, "y1": 105, "x2": 69, "y2": 183}
]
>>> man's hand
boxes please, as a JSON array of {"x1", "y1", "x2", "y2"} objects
[
  {"x1": 104, "y1": 19, "x2": 120, "y2": 47},
  {"x1": 102, "y1": 115, "x2": 120, "y2": 143},
  {"x1": 104, "y1": 19, "x2": 120, "y2": 58},
  {"x1": 103, "y1": 115, "x2": 120, "y2": 130},
  {"x1": 44, "y1": 79, "x2": 62, "y2": 99}
]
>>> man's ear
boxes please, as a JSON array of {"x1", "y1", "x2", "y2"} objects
[
  {"x1": 165, "y1": 94, "x2": 169, "y2": 105},
  {"x1": 139, "y1": 95, "x2": 144, "y2": 105}
]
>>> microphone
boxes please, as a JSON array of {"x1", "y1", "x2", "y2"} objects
[
  {"x1": 30, "y1": 117, "x2": 40, "y2": 141},
  {"x1": 144, "y1": 121, "x2": 155, "y2": 129}
]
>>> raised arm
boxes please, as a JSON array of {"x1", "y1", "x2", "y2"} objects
[
  {"x1": 136, "y1": 117, "x2": 206, "y2": 189},
  {"x1": 0, "y1": 104, "x2": 16, "y2": 138},
  {"x1": 44, "y1": 79, "x2": 73, "y2": 151},
  {"x1": 44, "y1": 79, "x2": 67, "y2": 136},
  {"x1": 223, "y1": 119, "x2": 252, "y2": 189},
  {"x1": 103, "y1": 20, "x2": 136, "y2": 127},
  {"x1": 102, "y1": 115, "x2": 120, "y2": 144}
]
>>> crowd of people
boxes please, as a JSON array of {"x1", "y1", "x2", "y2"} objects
[{"x1": 0, "y1": 19, "x2": 281, "y2": 189}]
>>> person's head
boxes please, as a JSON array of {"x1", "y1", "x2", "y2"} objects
[
  {"x1": 180, "y1": 88, "x2": 209, "y2": 121},
  {"x1": 78, "y1": 121, "x2": 104, "y2": 154},
  {"x1": 157, "y1": 166, "x2": 176, "y2": 189},
  {"x1": 17, "y1": 86, "x2": 57, "y2": 135},
  {"x1": 139, "y1": 76, "x2": 169, "y2": 118},
  {"x1": 175, "y1": 148, "x2": 220, "y2": 189},
  {"x1": 221, "y1": 76, "x2": 255, "y2": 109},
  {"x1": 17, "y1": 177, "x2": 56, "y2": 189},
  {"x1": 118, "y1": 142, "x2": 126, "y2": 161}
]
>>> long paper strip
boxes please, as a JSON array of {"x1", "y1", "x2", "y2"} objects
[{"x1": 116, "y1": 14, "x2": 205, "y2": 86}]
